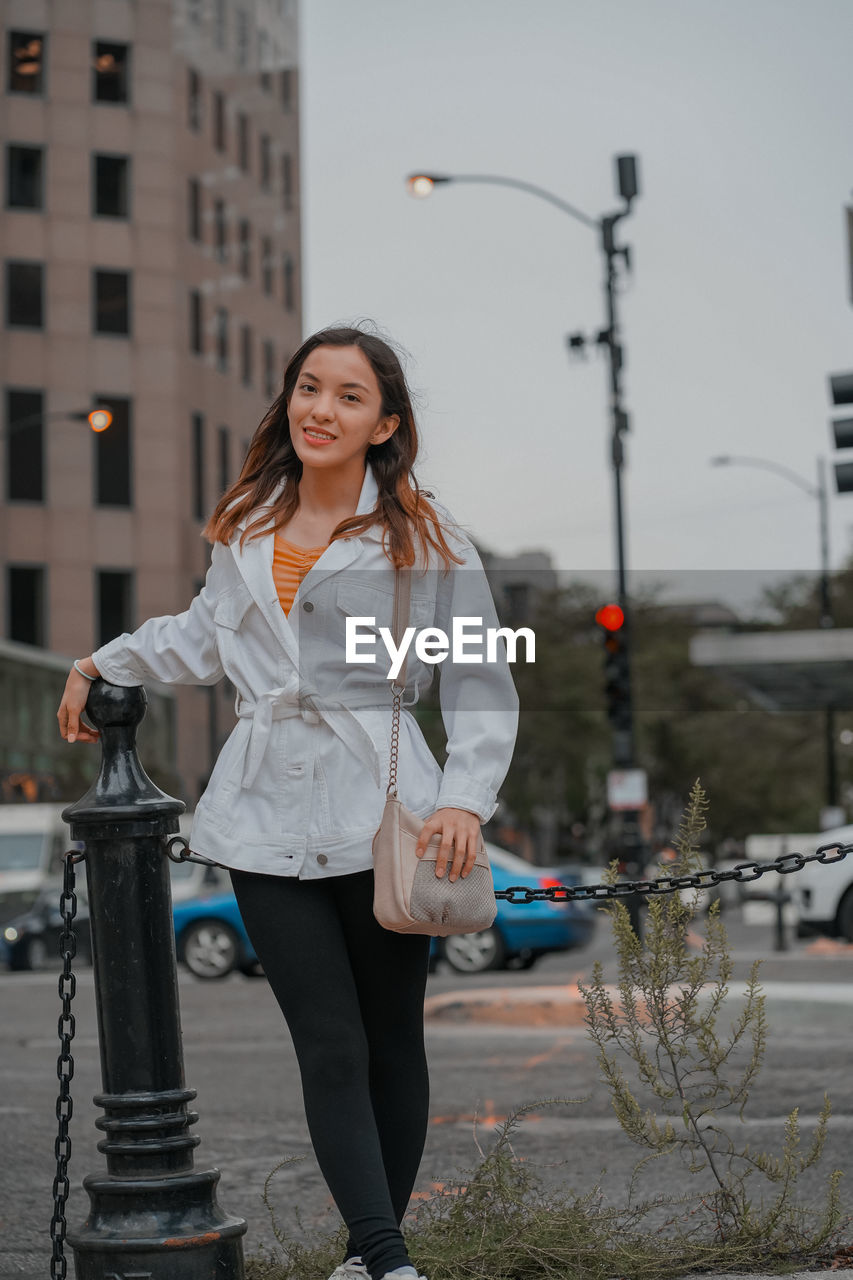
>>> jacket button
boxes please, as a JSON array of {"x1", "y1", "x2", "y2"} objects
[
  {"x1": 316, "y1": 853, "x2": 328, "y2": 866},
  {"x1": 302, "y1": 601, "x2": 314, "y2": 612}
]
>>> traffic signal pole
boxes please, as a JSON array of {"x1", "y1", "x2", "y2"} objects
[
  {"x1": 600, "y1": 211, "x2": 634, "y2": 769},
  {"x1": 598, "y1": 200, "x2": 646, "y2": 932}
]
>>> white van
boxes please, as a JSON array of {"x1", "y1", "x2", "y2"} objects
[
  {"x1": 0, "y1": 805, "x2": 80, "y2": 925},
  {"x1": 790, "y1": 822, "x2": 853, "y2": 941},
  {"x1": 0, "y1": 804, "x2": 213, "y2": 924}
]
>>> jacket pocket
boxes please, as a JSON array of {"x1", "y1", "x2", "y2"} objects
[
  {"x1": 214, "y1": 581, "x2": 254, "y2": 630},
  {"x1": 336, "y1": 581, "x2": 433, "y2": 632}
]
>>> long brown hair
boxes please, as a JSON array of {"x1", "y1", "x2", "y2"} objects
[{"x1": 203, "y1": 325, "x2": 463, "y2": 570}]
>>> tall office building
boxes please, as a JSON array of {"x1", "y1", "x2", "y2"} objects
[{"x1": 1, "y1": 0, "x2": 302, "y2": 801}]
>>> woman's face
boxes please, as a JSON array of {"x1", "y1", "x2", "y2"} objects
[{"x1": 287, "y1": 344, "x2": 399, "y2": 472}]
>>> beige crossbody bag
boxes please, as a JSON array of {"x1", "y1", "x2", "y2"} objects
[{"x1": 371, "y1": 568, "x2": 498, "y2": 937}]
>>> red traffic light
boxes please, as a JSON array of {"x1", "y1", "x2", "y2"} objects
[{"x1": 595, "y1": 603, "x2": 625, "y2": 632}]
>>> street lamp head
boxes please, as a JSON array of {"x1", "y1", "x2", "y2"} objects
[
  {"x1": 710, "y1": 456, "x2": 732, "y2": 467},
  {"x1": 88, "y1": 408, "x2": 113, "y2": 433},
  {"x1": 615, "y1": 154, "x2": 640, "y2": 208},
  {"x1": 406, "y1": 173, "x2": 450, "y2": 198}
]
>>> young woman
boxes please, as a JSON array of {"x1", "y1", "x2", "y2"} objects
[{"x1": 57, "y1": 325, "x2": 519, "y2": 1280}]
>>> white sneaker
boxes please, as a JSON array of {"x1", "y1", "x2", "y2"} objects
[
  {"x1": 327, "y1": 1260, "x2": 370, "y2": 1280},
  {"x1": 380, "y1": 1269, "x2": 427, "y2": 1280}
]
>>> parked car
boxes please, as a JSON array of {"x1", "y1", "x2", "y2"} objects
[
  {"x1": 0, "y1": 878, "x2": 92, "y2": 971},
  {"x1": 172, "y1": 891, "x2": 262, "y2": 979},
  {"x1": 790, "y1": 822, "x2": 853, "y2": 940},
  {"x1": 169, "y1": 844, "x2": 597, "y2": 980},
  {"x1": 437, "y1": 846, "x2": 596, "y2": 973},
  {"x1": 0, "y1": 837, "x2": 216, "y2": 973},
  {"x1": 0, "y1": 804, "x2": 85, "y2": 927}
]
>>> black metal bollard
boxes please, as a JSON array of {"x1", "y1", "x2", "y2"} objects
[{"x1": 62, "y1": 679, "x2": 246, "y2": 1279}]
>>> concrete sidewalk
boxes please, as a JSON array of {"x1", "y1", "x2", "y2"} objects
[{"x1": 422, "y1": 976, "x2": 853, "y2": 1026}]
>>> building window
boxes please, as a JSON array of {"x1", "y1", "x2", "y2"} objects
[
  {"x1": 237, "y1": 113, "x2": 249, "y2": 172},
  {"x1": 279, "y1": 68, "x2": 292, "y2": 110},
  {"x1": 6, "y1": 145, "x2": 44, "y2": 209},
  {"x1": 189, "y1": 289, "x2": 203, "y2": 354},
  {"x1": 213, "y1": 89, "x2": 226, "y2": 152},
  {"x1": 218, "y1": 425, "x2": 230, "y2": 493},
  {"x1": 215, "y1": 308, "x2": 228, "y2": 372},
  {"x1": 6, "y1": 261, "x2": 43, "y2": 328},
  {"x1": 261, "y1": 236, "x2": 273, "y2": 296},
  {"x1": 192, "y1": 411, "x2": 205, "y2": 520},
  {"x1": 93, "y1": 154, "x2": 129, "y2": 218},
  {"x1": 188, "y1": 177, "x2": 202, "y2": 241},
  {"x1": 281, "y1": 153, "x2": 292, "y2": 210},
  {"x1": 235, "y1": 8, "x2": 249, "y2": 68},
  {"x1": 282, "y1": 254, "x2": 295, "y2": 312},
  {"x1": 93, "y1": 41, "x2": 130, "y2": 104},
  {"x1": 5, "y1": 388, "x2": 43, "y2": 502},
  {"x1": 96, "y1": 570, "x2": 133, "y2": 646},
  {"x1": 7, "y1": 565, "x2": 45, "y2": 646},
  {"x1": 93, "y1": 269, "x2": 130, "y2": 335},
  {"x1": 7, "y1": 32, "x2": 46, "y2": 95},
  {"x1": 214, "y1": 0, "x2": 227, "y2": 50},
  {"x1": 263, "y1": 340, "x2": 275, "y2": 398},
  {"x1": 259, "y1": 134, "x2": 271, "y2": 189},
  {"x1": 239, "y1": 219, "x2": 251, "y2": 279},
  {"x1": 188, "y1": 67, "x2": 202, "y2": 130},
  {"x1": 94, "y1": 395, "x2": 131, "y2": 507},
  {"x1": 214, "y1": 199, "x2": 227, "y2": 262},
  {"x1": 240, "y1": 323, "x2": 252, "y2": 386}
]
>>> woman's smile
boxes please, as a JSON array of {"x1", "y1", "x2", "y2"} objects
[{"x1": 303, "y1": 426, "x2": 337, "y2": 444}]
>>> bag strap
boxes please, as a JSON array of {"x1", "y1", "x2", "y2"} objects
[{"x1": 387, "y1": 567, "x2": 411, "y2": 798}]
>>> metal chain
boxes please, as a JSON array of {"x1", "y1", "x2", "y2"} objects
[
  {"x1": 50, "y1": 847, "x2": 86, "y2": 1280},
  {"x1": 161, "y1": 832, "x2": 853, "y2": 902},
  {"x1": 387, "y1": 684, "x2": 403, "y2": 798},
  {"x1": 493, "y1": 840, "x2": 853, "y2": 904}
]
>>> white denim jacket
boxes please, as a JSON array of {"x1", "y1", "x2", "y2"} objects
[{"x1": 91, "y1": 467, "x2": 519, "y2": 879}]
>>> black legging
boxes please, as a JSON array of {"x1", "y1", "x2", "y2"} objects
[{"x1": 230, "y1": 867, "x2": 431, "y2": 1280}]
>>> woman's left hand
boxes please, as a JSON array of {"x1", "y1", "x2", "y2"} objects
[{"x1": 415, "y1": 808, "x2": 482, "y2": 881}]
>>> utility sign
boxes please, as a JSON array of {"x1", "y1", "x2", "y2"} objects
[{"x1": 607, "y1": 768, "x2": 648, "y2": 811}]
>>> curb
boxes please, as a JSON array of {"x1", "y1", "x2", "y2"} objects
[{"x1": 424, "y1": 983, "x2": 589, "y2": 1027}]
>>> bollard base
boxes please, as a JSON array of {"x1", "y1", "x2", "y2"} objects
[{"x1": 69, "y1": 1165, "x2": 247, "y2": 1280}]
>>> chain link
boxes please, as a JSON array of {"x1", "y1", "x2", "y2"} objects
[
  {"x1": 493, "y1": 839, "x2": 853, "y2": 904},
  {"x1": 50, "y1": 847, "x2": 86, "y2": 1280}
]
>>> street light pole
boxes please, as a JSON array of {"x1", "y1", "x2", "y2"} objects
[
  {"x1": 407, "y1": 159, "x2": 640, "y2": 761},
  {"x1": 407, "y1": 158, "x2": 647, "y2": 922}
]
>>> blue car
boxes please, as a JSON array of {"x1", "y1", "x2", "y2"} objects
[
  {"x1": 172, "y1": 891, "x2": 262, "y2": 980},
  {"x1": 439, "y1": 846, "x2": 596, "y2": 973},
  {"x1": 171, "y1": 844, "x2": 595, "y2": 979}
]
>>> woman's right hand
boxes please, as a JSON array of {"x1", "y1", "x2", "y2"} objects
[{"x1": 57, "y1": 658, "x2": 102, "y2": 744}]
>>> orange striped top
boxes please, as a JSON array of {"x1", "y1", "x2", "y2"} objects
[{"x1": 272, "y1": 535, "x2": 327, "y2": 615}]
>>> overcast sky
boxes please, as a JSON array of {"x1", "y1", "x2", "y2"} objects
[{"x1": 298, "y1": 1, "x2": 853, "y2": 604}]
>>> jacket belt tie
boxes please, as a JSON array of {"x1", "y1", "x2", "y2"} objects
[{"x1": 235, "y1": 677, "x2": 394, "y2": 789}]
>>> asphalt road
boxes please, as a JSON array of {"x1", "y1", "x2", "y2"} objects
[{"x1": 3, "y1": 908, "x2": 853, "y2": 1279}]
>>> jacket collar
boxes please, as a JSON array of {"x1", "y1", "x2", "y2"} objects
[{"x1": 226, "y1": 466, "x2": 384, "y2": 665}]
